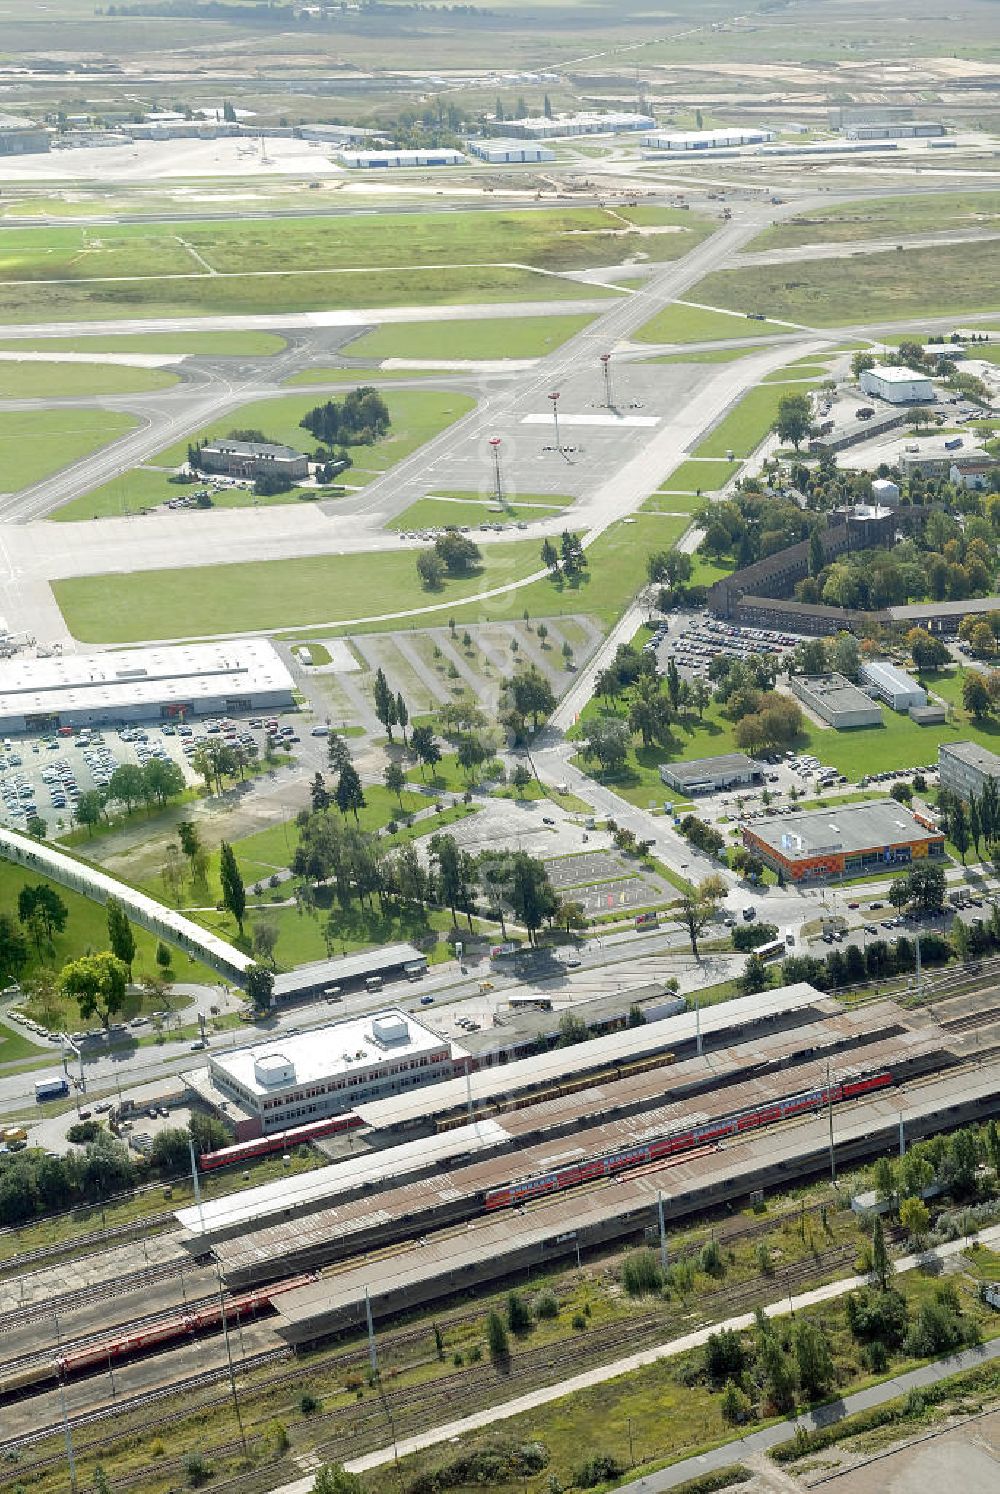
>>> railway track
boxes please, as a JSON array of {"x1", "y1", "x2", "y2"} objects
[
  {"x1": 0, "y1": 1209, "x2": 177, "y2": 1277},
  {"x1": 938, "y1": 1006, "x2": 1000, "y2": 1034},
  {"x1": 0, "y1": 1254, "x2": 202, "y2": 1332}
]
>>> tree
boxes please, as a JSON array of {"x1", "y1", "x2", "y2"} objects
[
  {"x1": 889, "y1": 878, "x2": 910, "y2": 913},
  {"x1": 511, "y1": 762, "x2": 532, "y2": 794},
  {"x1": 851, "y1": 350, "x2": 877, "y2": 379},
  {"x1": 335, "y1": 762, "x2": 367, "y2": 822},
  {"x1": 541, "y1": 537, "x2": 560, "y2": 576},
  {"x1": 310, "y1": 771, "x2": 330, "y2": 813},
  {"x1": 871, "y1": 1214, "x2": 893, "y2": 1291},
  {"x1": 907, "y1": 627, "x2": 950, "y2": 671},
  {"x1": 108, "y1": 762, "x2": 146, "y2": 814},
  {"x1": 17, "y1": 884, "x2": 68, "y2": 943},
  {"x1": 178, "y1": 820, "x2": 201, "y2": 873},
  {"x1": 142, "y1": 756, "x2": 185, "y2": 807},
  {"x1": 774, "y1": 392, "x2": 813, "y2": 450},
  {"x1": 105, "y1": 897, "x2": 136, "y2": 979},
  {"x1": 507, "y1": 852, "x2": 558, "y2": 945},
  {"x1": 155, "y1": 940, "x2": 172, "y2": 972},
  {"x1": 808, "y1": 529, "x2": 825, "y2": 579},
  {"x1": 831, "y1": 632, "x2": 861, "y2": 681},
  {"x1": 384, "y1": 761, "x2": 406, "y2": 807},
  {"x1": 505, "y1": 666, "x2": 556, "y2": 731},
  {"x1": 963, "y1": 670, "x2": 992, "y2": 720},
  {"x1": 580, "y1": 717, "x2": 631, "y2": 775},
  {"x1": 395, "y1": 691, "x2": 409, "y2": 745},
  {"x1": 738, "y1": 950, "x2": 771, "y2": 995},
  {"x1": 486, "y1": 1309, "x2": 510, "y2": 1362},
  {"x1": 416, "y1": 549, "x2": 445, "y2": 589},
  {"x1": 431, "y1": 833, "x2": 469, "y2": 925},
  {"x1": 60, "y1": 952, "x2": 128, "y2": 1030},
  {"x1": 757, "y1": 1328, "x2": 796, "y2": 1412},
  {"x1": 793, "y1": 1319, "x2": 834, "y2": 1399},
  {"x1": 557, "y1": 898, "x2": 587, "y2": 934},
  {"x1": 951, "y1": 798, "x2": 970, "y2": 863},
  {"x1": 677, "y1": 877, "x2": 726, "y2": 960},
  {"x1": 219, "y1": 841, "x2": 246, "y2": 935},
  {"x1": 313, "y1": 1465, "x2": 364, "y2": 1494},
  {"x1": 0, "y1": 913, "x2": 28, "y2": 983},
  {"x1": 410, "y1": 724, "x2": 440, "y2": 777},
  {"x1": 327, "y1": 732, "x2": 352, "y2": 774},
  {"x1": 245, "y1": 963, "x2": 275, "y2": 1012},
  {"x1": 435, "y1": 532, "x2": 482, "y2": 574},
  {"x1": 904, "y1": 862, "x2": 946, "y2": 916},
  {"x1": 74, "y1": 789, "x2": 104, "y2": 835},
  {"x1": 252, "y1": 921, "x2": 279, "y2": 967},
  {"x1": 372, "y1": 667, "x2": 397, "y2": 740},
  {"x1": 906, "y1": 405, "x2": 933, "y2": 431},
  {"x1": 899, "y1": 1195, "x2": 930, "y2": 1247}
]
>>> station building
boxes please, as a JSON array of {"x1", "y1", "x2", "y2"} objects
[
  {"x1": 859, "y1": 366, "x2": 936, "y2": 405},
  {"x1": 743, "y1": 801, "x2": 945, "y2": 883},
  {"x1": 0, "y1": 640, "x2": 294, "y2": 733},
  {"x1": 789, "y1": 673, "x2": 883, "y2": 729},
  {"x1": 659, "y1": 752, "x2": 760, "y2": 795},
  {"x1": 938, "y1": 741, "x2": 1000, "y2": 802},
  {"x1": 207, "y1": 1011, "x2": 467, "y2": 1138}
]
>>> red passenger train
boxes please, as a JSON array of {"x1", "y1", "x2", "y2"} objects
[
  {"x1": 483, "y1": 1070, "x2": 893, "y2": 1211},
  {"x1": 198, "y1": 1113, "x2": 363, "y2": 1171}
]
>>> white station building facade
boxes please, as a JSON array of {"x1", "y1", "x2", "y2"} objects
[
  {"x1": 0, "y1": 640, "x2": 294, "y2": 733},
  {"x1": 207, "y1": 1011, "x2": 468, "y2": 1138}
]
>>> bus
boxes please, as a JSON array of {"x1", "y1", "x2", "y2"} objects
[{"x1": 755, "y1": 939, "x2": 786, "y2": 963}]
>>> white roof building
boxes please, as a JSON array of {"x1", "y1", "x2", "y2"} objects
[
  {"x1": 860, "y1": 660, "x2": 927, "y2": 712},
  {"x1": 642, "y1": 127, "x2": 775, "y2": 151},
  {"x1": 0, "y1": 639, "x2": 294, "y2": 732},
  {"x1": 337, "y1": 148, "x2": 466, "y2": 168},
  {"x1": 859, "y1": 366, "x2": 936, "y2": 405},
  {"x1": 209, "y1": 1010, "x2": 466, "y2": 1135},
  {"x1": 501, "y1": 112, "x2": 653, "y2": 139}
]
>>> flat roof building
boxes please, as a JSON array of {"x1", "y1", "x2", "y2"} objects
[
  {"x1": 743, "y1": 801, "x2": 945, "y2": 883},
  {"x1": 468, "y1": 139, "x2": 555, "y2": 163},
  {"x1": 859, "y1": 660, "x2": 926, "y2": 712},
  {"x1": 0, "y1": 114, "x2": 50, "y2": 155},
  {"x1": 859, "y1": 366, "x2": 936, "y2": 405},
  {"x1": 938, "y1": 741, "x2": 1000, "y2": 802},
  {"x1": 0, "y1": 640, "x2": 295, "y2": 733},
  {"x1": 209, "y1": 1010, "x2": 466, "y2": 1137},
  {"x1": 659, "y1": 752, "x2": 761, "y2": 795},
  {"x1": 196, "y1": 440, "x2": 308, "y2": 481},
  {"x1": 790, "y1": 673, "x2": 883, "y2": 729},
  {"x1": 337, "y1": 148, "x2": 466, "y2": 168},
  {"x1": 642, "y1": 127, "x2": 774, "y2": 151},
  {"x1": 501, "y1": 112, "x2": 653, "y2": 139}
]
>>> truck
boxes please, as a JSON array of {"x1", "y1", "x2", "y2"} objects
[{"x1": 34, "y1": 1075, "x2": 70, "y2": 1102}]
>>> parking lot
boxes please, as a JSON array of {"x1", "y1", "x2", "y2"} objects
[
  {"x1": 648, "y1": 611, "x2": 801, "y2": 680},
  {"x1": 0, "y1": 710, "x2": 301, "y2": 832}
]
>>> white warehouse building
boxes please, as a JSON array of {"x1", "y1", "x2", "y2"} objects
[
  {"x1": 468, "y1": 139, "x2": 555, "y2": 163},
  {"x1": 337, "y1": 148, "x2": 466, "y2": 168},
  {"x1": 0, "y1": 639, "x2": 295, "y2": 733},
  {"x1": 860, "y1": 660, "x2": 927, "y2": 712},
  {"x1": 208, "y1": 1011, "x2": 467, "y2": 1137},
  {"x1": 859, "y1": 366, "x2": 936, "y2": 404},
  {"x1": 642, "y1": 127, "x2": 775, "y2": 151},
  {"x1": 501, "y1": 112, "x2": 653, "y2": 139}
]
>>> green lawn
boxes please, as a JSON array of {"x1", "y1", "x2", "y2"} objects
[
  {"x1": 748, "y1": 190, "x2": 1000, "y2": 250},
  {"x1": 0, "y1": 408, "x2": 139, "y2": 491},
  {"x1": 644, "y1": 346, "x2": 770, "y2": 365},
  {"x1": 151, "y1": 388, "x2": 476, "y2": 489},
  {"x1": 390, "y1": 493, "x2": 572, "y2": 531},
  {"x1": 642, "y1": 493, "x2": 703, "y2": 514},
  {"x1": 662, "y1": 459, "x2": 740, "y2": 491},
  {"x1": 50, "y1": 467, "x2": 339, "y2": 523},
  {"x1": 283, "y1": 368, "x2": 459, "y2": 387},
  {"x1": 690, "y1": 239, "x2": 1000, "y2": 328},
  {"x1": 691, "y1": 385, "x2": 789, "y2": 459},
  {"x1": 634, "y1": 301, "x2": 790, "y2": 345},
  {"x1": 0, "y1": 362, "x2": 179, "y2": 397},
  {"x1": 0, "y1": 1019, "x2": 47, "y2": 1064},
  {"x1": 0, "y1": 332, "x2": 287, "y2": 356},
  {"x1": 54, "y1": 538, "x2": 544, "y2": 643},
  {"x1": 761, "y1": 365, "x2": 827, "y2": 383},
  {"x1": 334, "y1": 313, "x2": 598, "y2": 363}
]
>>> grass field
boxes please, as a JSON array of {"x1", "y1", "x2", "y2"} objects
[
  {"x1": 390, "y1": 493, "x2": 572, "y2": 530},
  {"x1": 0, "y1": 332, "x2": 287, "y2": 356},
  {"x1": 49, "y1": 467, "x2": 331, "y2": 523},
  {"x1": 644, "y1": 346, "x2": 769, "y2": 365},
  {"x1": 0, "y1": 362, "x2": 178, "y2": 398},
  {"x1": 691, "y1": 384, "x2": 788, "y2": 459},
  {"x1": 153, "y1": 387, "x2": 476, "y2": 488},
  {"x1": 633, "y1": 301, "x2": 790, "y2": 345},
  {"x1": 748, "y1": 190, "x2": 1000, "y2": 250},
  {"x1": 641, "y1": 493, "x2": 704, "y2": 514},
  {"x1": 334, "y1": 313, "x2": 598, "y2": 363},
  {"x1": 53, "y1": 538, "x2": 544, "y2": 643},
  {"x1": 691, "y1": 239, "x2": 1000, "y2": 328},
  {"x1": 0, "y1": 408, "x2": 139, "y2": 491},
  {"x1": 662, "y1": 459, "x2": 740, "y2": 491}
]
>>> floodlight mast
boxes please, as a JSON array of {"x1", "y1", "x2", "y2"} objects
[
  {"x1": 600, "y1": 353, "x2": 613, "y2": 409},
  {"x1": 548, "y1": 391, "x2": 561, "y2": 451},
  {"x1": 489, "y1": 436, "x2": 503, "y2": 505}
]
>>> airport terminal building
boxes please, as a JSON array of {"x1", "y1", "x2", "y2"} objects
[{"x1": 0, "y1": 640, "x2": 295, "y2": 732}]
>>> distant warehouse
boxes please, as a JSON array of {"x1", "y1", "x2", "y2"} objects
[
  {"x1": 743, "y1": 801, "x2": 945, "y2": 883},
  {"x1": 659, "y1": 752, "x2": 761, "y2": 795},
  {"x1": 0, "y1": 113, "x2": 50, "y2": 155},
  {"x1": 468, "y1": 139, "x2": 555, "y2": 163},
  {"x1": 790, "y1": 674, "x2": 883, "y2": 729},
  {"x1": 500, "y1": 112, "x2": 653, "y2": 139},
  {"x1": 859, "y1": 661, "x2": 926, "y2": 712},
  {"x1": 846, "y1": 122, "x2": 944, "y2": 139},
  {"x1": 337, "y1": 148, "x2": 467, "y2": 168},
  {"x1": 0, "y1": 640, "x2": 294, "y2": 733},
  {"x1": 642, "y1": 127, "x2": 775, "y2": 151}
]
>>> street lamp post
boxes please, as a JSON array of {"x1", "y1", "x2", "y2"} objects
[
  {"x1": 489, "y1": 436, "x2": 503, "y2": 505},
  {"x1": 600, "y1": 353, "x2": 613, "y2": 408},
  {"x1": 548, "y1": 391, "x2": 561, "y2": 451}
]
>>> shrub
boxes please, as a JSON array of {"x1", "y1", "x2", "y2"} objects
[
  {"x1": 535, "y1": 1292, "x2": 559, "y2": 1320},
  {"x1": 299, "y1": 1390, "x2": 320, "y2": 1415},
  {"x1": 507, "y1": 1292, "x2": 532, "y2": 1333},
  {"x1": 185, "y1": 1452, "x2": 211, "y2": 1488},
  {"x1": 621, "y1": 1247, "x2": 663, "y2": 1296},
  {"x1": 67, "y1": 1120, "x2": 100, "y2": 1144},
  {"x1": 486, "y1": 1310, "x2": 509, "y2": 1362},
  {"x1": 571, "y1": 1313, "x2": 587, "y2": 1331},
  {"x1": 700, "y1": 1239, "x2": 726, "y2": 1278},
  {"x1": 574, "y1": 1454, "x2": 624, "y2": 1488}
]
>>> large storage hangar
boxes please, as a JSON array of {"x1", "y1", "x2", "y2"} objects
[
  {"x1": 0, "y1": 114, "x2": 50, "y2": 155},
  {"x1": 337, "y1": 148, "x2": 466, "y2": 168},
  {"x1": 659, "y1": 752, "x2": 760, "y2": 795},
  {"x1": 860, "y1": 366, "x2": 936, "y2": 404},
  {"x1": 846, "y1": 122, "x2": 944, "y2": 139},
  {"x1": 208, "y1": 1010, "x2": 467, "y2": 1138},
  {"x1": 502, "y1": 112, "x2": 653, "y2": 139},
  {"x1": 790, "y1": 673, "x2": 883, "y2": 729},
  {"x1": 860, "y1": 661, "x2": 926, "y2": 712},
  {"x1": 0, "y1": 640, "x2": 294, "y2": 733},
  {"x1": 743, "y1": 801, "x2": 945, "y2": 882},
  {"x1": 642, "y1": 127, "x2": 774, "y2": 151},
  {"x1": 468, "y1": 140, "x2": 555, "y2": 163}
]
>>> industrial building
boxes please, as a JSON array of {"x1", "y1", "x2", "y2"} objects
[
  {"x1": 938, "y1": 741, "x2": 1000, "y2": 802},
  {"x1": 859, "y1": 661, "x2": 926, "y2": 712},
  {"x1": 790, "y1": 673, "x2": 884, "y2": 729},
  {"x1": 846, "y1": 122, "x2": 944, "y2": 140},
  {"x1": 468, "y1": 139, "x2": 555, "y2": 163},
  {"x1": 659, "y1": 752, "x2": 760, "y2": 795},
  {"x1": 337, "y1": 148, "x2": 466, "y2": 168},
  {"x1": 0, "y1": 640, "x2": 295, "y2": 733},
  {"x1": 743, "y1": 801, "x2": 945, "y2": 882},
  {"x1": 207, "y1": 1010, "x2": 467, "y2": 1139},
  {"x1": 642, "y1": 127, "x2": 774, "y2": 151},
  {"x1": 195, "y1": 439, "x2": 309, "y2": 482},
  {"x1": 501, "y1": 112, "x2": 653, "y2": 139},
  {"x1": 0, "y1": 114, "x2": 50, "y2": 155},
  {"x1": 859, "y1": 366, "x2": 936, "y2": 405}
]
